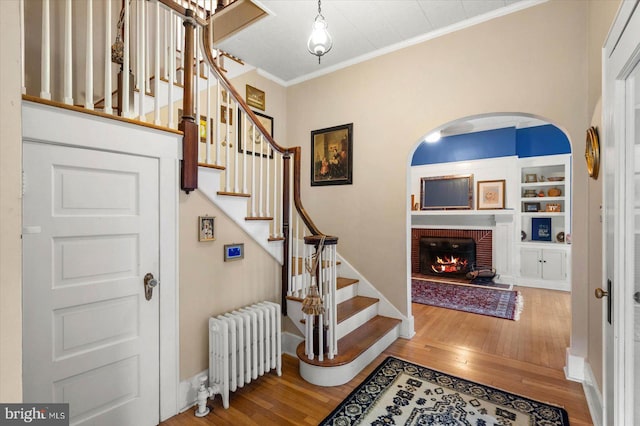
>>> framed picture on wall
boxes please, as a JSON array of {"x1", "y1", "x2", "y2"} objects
[
  {"x1": 224, "y1": 243, "x2": 244, "y2": 261},
  {"x1": 198, "y1": 216, "x2": 215, "y2": 241},
  {"x1": 477, "y1": 180, "x2": 505, "y2": 210},
  {"x1": 238, "y1": 110, "x2": 274, "y2": 158},
  {"x1": 311, "y1": 123, "x2": 353, "y2": 186}
]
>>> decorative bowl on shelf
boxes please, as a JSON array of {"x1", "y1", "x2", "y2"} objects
[
  {"x1": 556, "y1": 232, "x2": 565, "y2": 243},
  {"x1": 547, "y1": 176, "x2": 565, "y2": 182},
  {"x1": 523, "y1": 189, "x2": 537, "y2": 198},
  {"x1": 547, "y1": 187, "x2": 562, "y2": 197}
]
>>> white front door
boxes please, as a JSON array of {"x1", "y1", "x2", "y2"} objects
[
  {"x1": 22, "y1": 141, "x2": 160, "y2": 426},
  {"x1": 603, "y1": 2, "x2": 640, "y2": 424}
]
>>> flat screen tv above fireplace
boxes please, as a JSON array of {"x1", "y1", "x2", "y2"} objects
[{"x1": 420, "y1": 174, "x2": 473, "y2": 210}]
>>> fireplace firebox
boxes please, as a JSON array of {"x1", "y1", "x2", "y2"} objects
[{"x1": 420, "y1": 237, "x2": 476, "y2": 276}]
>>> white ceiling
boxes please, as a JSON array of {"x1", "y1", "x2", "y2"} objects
[{"x1": 216, "y1": 0, "x2": 541, "y2": 85}]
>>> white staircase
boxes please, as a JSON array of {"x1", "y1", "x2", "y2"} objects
[{"x1": 198, "y1": 164, "x2": 403, "y2": 387}]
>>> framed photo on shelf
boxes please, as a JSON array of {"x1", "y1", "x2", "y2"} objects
[
  {"x1": 311, "y1": 123, "x2": 353, "y2": 186},
  {"x1": 525, "y1": 173, "x2": 538, "y2": 183},
  {"x1": 531, "y1": 217, "x2": 552, "y2": 241},
  {"x1": 477, "y1": 180, "x2": 505, "y2": 210},
  {"x1": 198, "y1": 216, "x2": 215, "y2": 241},
  {"x1": 238, "y1": 110, "x2": 274, "y2": 158},
  {"x1": 524, "y1": 202, "x2": 541, "y2": 212},
  {"x1": 224, "y1": 243, "x2": 244, "y2": 261}
]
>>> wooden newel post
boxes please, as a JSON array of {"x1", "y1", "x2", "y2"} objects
[{"x1": 180, "y1": 9, "x2": 198, "y2": 193}]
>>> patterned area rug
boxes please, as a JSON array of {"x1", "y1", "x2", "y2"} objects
[
  {"x1": 320, "y1": 356, "x2": 570, "y2": 426},
  {"x1": 412, "y1": 279, "x2": 523, "y2": 320}
]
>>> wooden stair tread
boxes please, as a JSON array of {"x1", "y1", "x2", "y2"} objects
[
  {"x1": 337, "y1": 277, "x2": 359, "y2": 290},
  {"x1": 245, "y1": 216, "x2": 273, "y2": 221},
  {"x1": 217, "y1": 191, "x2": 251, "y2": 197},
  {"x1": 268, "y1": 236, "x2": 285, "y2": 242},
  {"x1": 337, "y1": 296, "x2": 378, "y2": 323},
  {"x1": 198, "y1": 162, "x2": 225, "y2": 170},
  {"x1": 296, "y1": 316, "x2": 401, "y2": 367}
]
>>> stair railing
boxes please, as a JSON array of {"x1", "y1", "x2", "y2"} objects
[{"x1": 20, "y1": 0, "x2": 339, "y2": 361}]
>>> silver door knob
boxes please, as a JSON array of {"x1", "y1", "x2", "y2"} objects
[
  {"x1": 595, "y1": 287, "x2": 608, "y2": 299},
  {"x1": 144, "y1": 273, "x2": 159, "y2": 301}
]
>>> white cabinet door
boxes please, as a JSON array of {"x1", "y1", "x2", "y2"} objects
[
  {"x1": 520, "y1": 247, "x2": 541, "y2": 278},
  {"x1": 541, "y1": 249, "x2": 565, "y2": 281}
]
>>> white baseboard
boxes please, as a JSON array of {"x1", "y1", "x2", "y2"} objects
[
  {"x1": 564, "y1": 348, "x2": 585, "y2": 382},
  {"x1": 582, "y1": 361, "x2": 603, "y2": 426},
  {"x1": 282, "y1": 331, "x2": 304, "y2": 357}
]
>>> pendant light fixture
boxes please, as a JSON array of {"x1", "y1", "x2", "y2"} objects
[{"x1": 307, "y1": 0, "x2": 332, "y2": 64}]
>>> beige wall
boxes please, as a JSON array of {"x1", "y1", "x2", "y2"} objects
[
  {"x1": 286, "y1": 0, "x2": 619, "y2": 365},
  {"x1": 178, "y1": 190, "x2": 281, "y2": 379},
  {"x1": 0, "y1": 0, "x2": 23, "y2": 402},
  {"x1": 288, "y1": 0, "x2": 589, "y2": 315}
]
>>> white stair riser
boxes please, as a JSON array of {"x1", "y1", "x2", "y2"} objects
[
  {"x1": 298, "y1": 324, "x2": 400, "y2": 387},
  {"x1": 335, "y1": 282, "x2": 358, "y2": 304},
  {"x1": 336, "y1": 302, "x2": 378, "y2": 340}
]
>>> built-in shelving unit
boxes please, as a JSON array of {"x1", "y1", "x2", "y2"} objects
[{"x1": 517, "y1": 154, "x2": 571, "y2": 291}]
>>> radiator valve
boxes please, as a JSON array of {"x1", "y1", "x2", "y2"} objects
[{"x1": 195, "y1": 376, "x2": 214, "y2": 417}]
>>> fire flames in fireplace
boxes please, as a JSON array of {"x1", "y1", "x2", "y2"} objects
[
  {"x1": 420, "y1": 237, "x2": 476, "y2": 276},
  {"x1": 431, "y1": 255, "x2": 468, "y2": 274}
]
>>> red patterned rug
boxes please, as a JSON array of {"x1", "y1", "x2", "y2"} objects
[{"x1": 412, "y1": 279, "x2": 523, "y2": 320}]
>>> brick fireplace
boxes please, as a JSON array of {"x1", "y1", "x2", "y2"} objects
[{"x1": 411, "y1": 229, "x2": 493, "y2": 274}]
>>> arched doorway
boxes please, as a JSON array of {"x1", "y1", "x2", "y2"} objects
[{"x1": 405, "y1": 112, "x2": 574, "y2": 367}]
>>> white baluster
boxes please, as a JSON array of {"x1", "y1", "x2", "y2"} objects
[
  {"x1": 215, "y1": 84, "x2": 221, "y2": 166},
  {"x1": 205, "y1": 67, "x2": 211, "y2": 164},
  {"x1": 266, "y1": 142, "x2": 271, "y2": 219},
  {"x1": 154, "y1": 1, "x2": 160, "y2": 124},
  {"x1": 63, "y1": 0, "x2": 73, "y2": 105},
  {"x1": 225, "y1": 96, "x2": 231, "y2": 191},
  {"x1": 271, "y1": 153, "x2": 278, "y2": 238},
  {"x1": 138, "y1": 0, "x2": 146, "y2": 121},
  {"x1": 104, "y1": 0, "x2": 112, "y2": 114},
  {"x1": 259, "y1": 135, "x2": 264, "y2": 216},
  {"x1": 122, "y1": 0, "x2": 130, "y2": 117},
  {"x1": 145, "y1": 0, "x2": 150, "y2": 95},
  {"x1": 85, "y1": 0, "x2": 94, "y2": 110},
  {"x1": 234, "y1": 105, "x2": 239, "y2": 193},
  {"x1": 168, "y1": 10, "x2": 175, "y2": 127},
  {"x1": 135, "y1": 0, "x2": 140, "y2": 92},
  {"x1": 20, "y1": 0, "x2": 25, "y2": 94},
  {"x1": 163, "y1": 8, "x2": 169, "y2": 81},
  {"x1": 250, "y1": 124, "x2": 256, "y2": 213},
  {"x1": 242, "y1": 114, "x2": 248, "y2": 194}
]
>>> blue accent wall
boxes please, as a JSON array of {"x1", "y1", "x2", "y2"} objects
[
  {"x1": 411, "y1": 124, "x2": 571, "y2": 166},
  {"x1": 515, "y1": 124, "x2": 571, "y2": 158}
]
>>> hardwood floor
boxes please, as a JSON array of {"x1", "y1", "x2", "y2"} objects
[{"x1": 161, "y1": 286, "x2": 592, "y2": 425}]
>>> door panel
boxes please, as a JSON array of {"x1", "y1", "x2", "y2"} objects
[
  {"x1": 628, "y1": 61, "x2": 640, "y2": 426},
  {"x1": 604, "y1": 3, "x2": 640, "y2": 423},
  {"x1": 23, "y1": 142, "x2": 160, "y2": 426}
]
